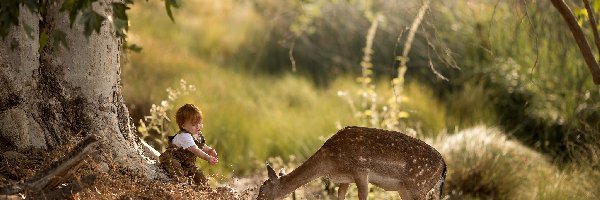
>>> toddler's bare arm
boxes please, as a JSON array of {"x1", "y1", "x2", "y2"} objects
[
  {"x1": 187, "y1": 146, "x2": 217, "y2": 164},
  {"x1": 202, "y1": 144, "x2": 218, "y2": 157}
]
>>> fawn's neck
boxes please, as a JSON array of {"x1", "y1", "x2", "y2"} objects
[{"x1": 277, "y1": 151, "x2": 328, "y2": 197}]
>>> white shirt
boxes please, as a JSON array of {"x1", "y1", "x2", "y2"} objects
[{"x1": 172, "y1": 132, "x2": 197, "y2": 149}]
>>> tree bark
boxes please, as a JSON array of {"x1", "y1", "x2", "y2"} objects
[
  {"x1": 0, "y1": 4, "x2": 44, "y2": 151},
  {"x1": 0, "y1": 1, "x2": 161, "y2": 179}
]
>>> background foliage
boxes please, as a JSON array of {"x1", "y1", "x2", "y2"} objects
[{"x1": 119, "y1": 0, "x2": 600, "y2": 198}]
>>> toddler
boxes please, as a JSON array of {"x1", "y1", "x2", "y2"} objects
[{"x1": 159, "y1": 104, "x2": 218, "y2": 184}]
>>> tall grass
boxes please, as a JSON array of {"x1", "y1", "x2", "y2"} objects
[
  {"x1": 125, "y1": 55, "x2": 359, "y2": 176},
  {"x1": 124, "y1": 2, "x2": 358, "y2": 175}
]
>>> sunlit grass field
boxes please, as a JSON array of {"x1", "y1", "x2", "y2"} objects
[
  {"x1": 123, "y1": 35, "x2": 358, "y2": 176},
  {"x1": 123, "y1": 1, "x2": 359, "y2": 176},
  {"x1": 123, "y1": 0, "x2": 451, "y2": 176},
  {"x1": 123, "y1": 0, "x2": 600, "y2": 198}
]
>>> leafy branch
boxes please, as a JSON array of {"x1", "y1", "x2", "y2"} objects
[{"x1": 0, "y1": 0, "x2": 181, "y2": 52}]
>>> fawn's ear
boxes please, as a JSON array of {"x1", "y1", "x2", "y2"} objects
[{"x1": 267, "y1": 163, "x2": 278, "y2": 180}]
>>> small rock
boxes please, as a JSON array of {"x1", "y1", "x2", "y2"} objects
[
  {"x1": 2, "y1": 151, "x2": 26, "y2": 162},
  {"x1": 98, "y1": 162, "x2": 110, "y2": 173}
]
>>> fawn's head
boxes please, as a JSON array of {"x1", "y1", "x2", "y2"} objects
[{"x1": 257, "y1": 163, "x2": 286, "y2": 200}]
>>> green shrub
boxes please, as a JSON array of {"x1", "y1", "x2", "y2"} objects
[{"x1": 436, "y1": 126, "x2": 597, "y2": 199}]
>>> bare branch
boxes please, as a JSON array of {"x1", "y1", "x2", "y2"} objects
[
  {"x1": 583, "y1": 0, "x2": 600, "y2": 55},
  {"x1": 427, "y1": 46, "x2": 449, "y2": 81},
  {"x1": 399, "y1": 0, "x2": 431, "y2": 69},
  {"x1": 521, "y1": 0, "x2": 540, "y2": 82},
  {"x1": 550, "y1": 0, "x2": 600, "y2": 84},
  {"x1": 423, "y1": 16, "x2": 460, "y2": 70},
  {"x1": 289, "y1": 38, "x2": 297, "y2": 72},
  {"x1": 488, "y1": 0, "x2": 502, "y2": 41}
]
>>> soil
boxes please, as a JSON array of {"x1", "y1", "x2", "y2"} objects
[{"x1": 0, "y1": 136, "x2": 261, "y2": 200}]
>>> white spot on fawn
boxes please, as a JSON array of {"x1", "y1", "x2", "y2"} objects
[{"x1": 358, "y1": 156, "x2": 367, "y2": 162}]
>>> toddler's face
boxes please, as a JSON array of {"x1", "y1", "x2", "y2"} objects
[{"x1": 182, "y1": 119, "x2": 203, "y2": 134}]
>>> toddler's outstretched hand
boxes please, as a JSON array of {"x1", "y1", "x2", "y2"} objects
[
  {"x1": 209, "y1": 156, "x2": 218, "y2": 165},
  {"x1": 208, "y1": 148, "x2": 218, "y2": 158}
]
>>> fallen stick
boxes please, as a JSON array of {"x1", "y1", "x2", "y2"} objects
[
  {"x1": 0, "y1": 194, "x2": 23, "y2": 200},
  {"x1": 26, "y1": 135, "x2": 99, "y2": 191}
]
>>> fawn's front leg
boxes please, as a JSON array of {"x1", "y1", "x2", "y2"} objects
[{"x1": 355, "y1": 174, "x2": 369, "y2": 200}]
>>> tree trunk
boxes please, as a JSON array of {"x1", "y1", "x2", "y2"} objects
[{"x1": 0, "y1": 1, "x2": 161, "y2": 179}]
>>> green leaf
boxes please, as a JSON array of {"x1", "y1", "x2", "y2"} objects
[
  {"x1": 23, "y1": 23, "x2": 34, "y2": 39},
  {"x1": 80, "y1": 9, "x2": 106, "y2": 38},
  {"x1": 398, "y1": 111, "x2": 409, "y2": 119},
  {"x1": 0, "y1": 1, "x2": 21, "y2": 39},
  {"x1": 39, "y1": 31, "x2": 49, "y2": 52},
  {"x1": 20, "y1": 0, "x2": 39, "y2": 12},
  {"x1": 61, "y1": 0, "x2": 76, "y2": 11},
  {"x1": 594, "y1": 0, "x2": 600, "y2": 12},
  {"x1": 112, "y1": 3, "x2": 129, "y2": 37},
  {"x1": 61, "y1": 0, "x2": 96, "y2": 27},
  {"x1": 113, "y1": 18, "x2": 128, "y2": 37},
  {"x1": 396, "y1": 56, "x2": 407, "y2": 62},
  {"x1": 126, "y1": 43, "x2": 142, "y2": 52},
  {"x1": 112, "y1": 3, "x2": 129, "y2": 20},
  {"x1": 165, "y1": 0, "x2": 181, "y2": 23},
  {"x1": 53, "y1": 30, "x2": 69, "y2": 49}
]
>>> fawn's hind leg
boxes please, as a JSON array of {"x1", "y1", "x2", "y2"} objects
[
  {"x1": 398, "y1": 185, "x2": 413, "y2": 200},
  {"x1": 337, "y1": 183, "x2": 349, "y2": 200}
]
